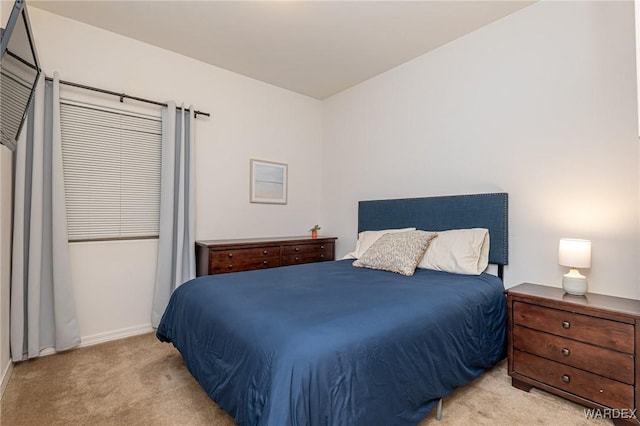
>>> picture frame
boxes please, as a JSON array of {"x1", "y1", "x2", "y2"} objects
[{"x1": 250, "y1": 159, "x2": 288, "y2": 204}]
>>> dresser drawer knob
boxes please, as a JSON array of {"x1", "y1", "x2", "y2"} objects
[
  {"x1": 228, "y1": 253, "x2": 233, "y2": 258},
  {"x1": 320, "y1": 254, "x2": 324, "y2": 259},
  {"x1": 561, "y1": 375, "x2": 570, "y2": 383},
  {"x1": 263, "y1": 260, "x2": 267, "y2": 265},
  {"x1": 562, "y1": 321, "x2": 570, "y2": 329},
  {"x1": 263, "y1": 250, "x2": 268, "y2": 255},
  {"x1": 228, "y1": 265, "x2": 233, "y2": 269},
  {"x1": 295, "y1": 247, "x2": 300, "y2": 252},
  {"x1": 561, "y1": 348, "x2": 570, "y2": 356},
  {"x1": 320, "y1": 245, "x2": 324, "y2": 249}
]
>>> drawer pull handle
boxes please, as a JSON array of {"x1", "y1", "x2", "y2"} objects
[
  {"x1": 263, "y1": 250, "x2": 268, "y2": 255},
  {"x1": 263, "y1": 260, "x2": 267, "y2": 265},
  {"x1": 320, "y1": 254, "x2": 324, "y2": 259},
  {"x1": 562, "y1": 321, "x2": 570, "y2": 329},
  {"x1": 295, "y1": 247, "x2": 299, "y2": 252},
  {"x1": 295, "y1": 257, "x2": 299, "y2": 262},
  {"x1": 228, "y1": 253, "x2": 233, "y2": 258},
  {"x1": 227, "y1": 265, "x2": 233, "y2": 269},
  {"x1": 561, "y1": 348, "x2": 570, "y2": 356},
  {"x1": 561, "y1": 375, "x2": 570, "y2": 383},
  {"x1": 320, "y1": 245, "x2": 324, "y2": 249}
]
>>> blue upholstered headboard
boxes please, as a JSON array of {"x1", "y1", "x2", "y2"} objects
[{"x1": 358, "y1": 193, "x2": 508, "y2": 266}]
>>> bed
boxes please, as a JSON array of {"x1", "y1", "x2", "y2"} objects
[{"x1": 157, "y1": 192, "x2": 509, "y2": 426}]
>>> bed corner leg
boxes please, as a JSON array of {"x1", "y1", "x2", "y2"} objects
[{"x1": 436, "y1": 398, "x2": 443, "y2": 421}]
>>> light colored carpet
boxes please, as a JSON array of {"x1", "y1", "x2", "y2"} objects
[{"x1": 0, "y1": 332, "x2": 609, "y2": 426}]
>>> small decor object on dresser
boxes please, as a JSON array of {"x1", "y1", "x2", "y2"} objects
[
  {"x1": 309, "y1": 225, "x2": 321, "y2": 239},
  {"x1": 507, "y1": 283, "x2": 640, "y2": 425}
]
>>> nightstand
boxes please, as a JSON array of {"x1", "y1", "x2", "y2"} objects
[{"x1": 506, "y1": 283, "x2": 640, "y2": 425}]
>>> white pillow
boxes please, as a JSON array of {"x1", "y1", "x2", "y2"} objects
[
  {"x1": 418, "y1": 228, "x2": 490, "y2": 275},
  {"x1": 342, "y1": 227, "x2": 416, "y2": 259}
]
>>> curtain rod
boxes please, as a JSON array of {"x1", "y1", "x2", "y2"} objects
[{"x1": 44, "y1": 76, "x2": 210, "y2": 118}]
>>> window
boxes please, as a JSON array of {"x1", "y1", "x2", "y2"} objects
[{"x1": 60, "y1": 100, "x2": 161, "y2": 241}]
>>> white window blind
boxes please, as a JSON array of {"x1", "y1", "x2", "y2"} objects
[
  {"x1": 60, "y1": 101, "x2": 162, "y2": 241},
  {"x1": 0, "y1": 68, "x2": 32, "y2": 147}
]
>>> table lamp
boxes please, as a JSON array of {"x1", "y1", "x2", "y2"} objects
[{"x1": 558, "y1": 238, "x2": 591, "y2": 296}]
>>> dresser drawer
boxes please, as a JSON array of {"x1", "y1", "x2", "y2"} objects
[
  {"x1": 282, "y1": 242, "x2": 334, "y2": 256},
  {"x1": 282, "y1": 253, "x2": 330, "y2": 266},
  {"x1": 513, "y1": 325, "x2": 634, "y2": 385},
  {"x1": 210, "y1": 247, "x2": 281, "y2": 263},
  {"x1": 514, "y1": 350, "x2": 634, "y2": 409},
  {"x1": 513, "y1": 301, "x2": 634, "y2": 354},
  {"x1": 210, "y1": 257, "x2": 281, "y2": 274}
]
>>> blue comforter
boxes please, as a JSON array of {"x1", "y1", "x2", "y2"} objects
[{"x1": 157, "y1": 260, "x2": 506, "y2": 426}]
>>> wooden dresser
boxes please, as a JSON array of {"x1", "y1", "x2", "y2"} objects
[
  {"x1": 507, "y1": 283, "x2": 640, "y2": 424},
  {"x1": 196, "y1": 236, "x2": 337, "y2": 276}
]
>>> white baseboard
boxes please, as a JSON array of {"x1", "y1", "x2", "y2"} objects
[
  {"x1": 32, "y1": 324, "x2": 155, "y2": 359},
  {"x1": 37, "y1": 324, "x2": 154, "y2": 357},
  {"x1": 0, "y1": 360, "x2": 13, "y2": 400},
  {"x1": 79, "y1": 324, "x2": 154, "y2": 348}
]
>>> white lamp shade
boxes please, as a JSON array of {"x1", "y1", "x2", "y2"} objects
[{"x1": 558, "y1": 238, "x2": 591, "y2": 268}]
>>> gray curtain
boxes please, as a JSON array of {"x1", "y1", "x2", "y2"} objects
[
  {"x1": 11, "y1": 73, "x2": 81, "y2": 361},
  {"x1": 151, "y1": 102, "x2": 196, "y2": 327}
]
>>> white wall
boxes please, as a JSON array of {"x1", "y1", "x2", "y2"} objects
[
  {"x1": 0, "y1": 0, "x2": 14, "y2": 398},
  {"x1": 28, "y1": 8, "x2": 324, "y2": 343},
  {"x1": 323, "y1": 1, "x2": 640, "y2": 299}
]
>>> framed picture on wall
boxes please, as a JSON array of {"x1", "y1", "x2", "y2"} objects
[{"x1": 250, "y1": 159, "x2": 288, "y2": 204}]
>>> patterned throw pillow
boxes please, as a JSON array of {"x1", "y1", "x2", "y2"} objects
[{"x1": 352, "y1": 230, "x2": 438, "y2": 276}]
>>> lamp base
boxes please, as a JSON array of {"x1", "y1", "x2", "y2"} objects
[{"x1": 563, "y1": 268, "x2": 587, "y2": 296}]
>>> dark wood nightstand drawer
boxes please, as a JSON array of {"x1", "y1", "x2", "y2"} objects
[
  {"x1": 210, "y1": 247, "x2": 280, "y2": 263},
  {"x1": 514, "y1": 350, "x2": 634, "y2": 410},
  {"x1": 210, "y1": 257, "x2": 281, "y2": 274},
  {"x1": 513, "y1": 325, "x2": 634, "y2": 384},
  {"x1": 513, "y1": 301, "x2": 634, "y2": 354}
]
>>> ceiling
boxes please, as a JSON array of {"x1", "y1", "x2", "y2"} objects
[{"x1": 30, "y1": 1, "x2": 534, "y2": 100}]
